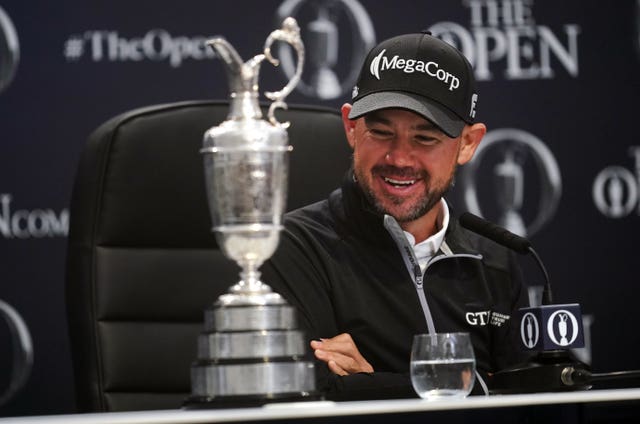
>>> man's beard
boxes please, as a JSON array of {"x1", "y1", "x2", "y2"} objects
[{"x1": 355, "y1": 163, "x2": 456, "y2": 223}]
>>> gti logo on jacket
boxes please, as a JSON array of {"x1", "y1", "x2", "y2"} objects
[
  {"x1": 369, "y1": 49, "x2": 460, "y2": 91},
  {"x1": 466, "y1": 310, "x2": 510, "y2": 327}
]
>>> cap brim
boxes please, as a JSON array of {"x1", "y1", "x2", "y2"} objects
[{"x1": 348, "y1": 92, "x2": 465, "y2": 138}]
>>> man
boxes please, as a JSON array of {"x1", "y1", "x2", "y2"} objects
[{"x1": 261, "y1": 31, "x2": 528, "y2": 400}]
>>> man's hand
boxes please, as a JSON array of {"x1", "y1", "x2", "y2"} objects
[{"x1": 310, "y1": 333, "x2": 374, "y2": 376}]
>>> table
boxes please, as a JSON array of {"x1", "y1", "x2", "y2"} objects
[{"x1": 1, "y1": 388, "x2": 639, "y2": 424}]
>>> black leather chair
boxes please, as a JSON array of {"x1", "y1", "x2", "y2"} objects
[{"x1": 65, "y1": 100, "x2": 350, "y2": 412}]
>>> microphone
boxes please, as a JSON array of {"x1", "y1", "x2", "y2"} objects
[
  {"x1": 460, "y1": 212, "x2": 640, "y2": 392},
  {"x1": 459, "y1": 211, "x2": 531, "y2": 254},
  {"x1": 459, "y1": 212, "x2": 588, "y2": 393}
]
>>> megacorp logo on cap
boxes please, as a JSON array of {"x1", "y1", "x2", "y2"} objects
[
  {"x1": 368, "y1": 48, "x2": 461, "y2": 91},
  {"x1": 349, "y1": 32, "x2": 478, "y2": 137}
]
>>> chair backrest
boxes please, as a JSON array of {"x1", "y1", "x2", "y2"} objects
[{"x1": 65, "y1": 100, "x2": 350, "y2": 412}]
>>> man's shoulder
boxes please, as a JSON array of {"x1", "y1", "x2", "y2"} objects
[
  {"x1": 447, "y1": 217, "x2": 515, "y2": 272},
  {"x1": 285, "y1": 199, "x2": 331, "y2": 227},
  {"x1": 284, "y1": 188, "x2": 343, "y2": 230}
]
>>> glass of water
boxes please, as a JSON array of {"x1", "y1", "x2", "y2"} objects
[{"x1": 410, "y1": 332, "x2": 476, "y2": 400}]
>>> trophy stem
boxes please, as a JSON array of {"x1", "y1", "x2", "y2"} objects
[{"x1": 229, "y1": 262, "x2": 272, "y2": 295}]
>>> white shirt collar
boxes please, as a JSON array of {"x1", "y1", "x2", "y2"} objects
[{"x1": 403, "y1": 199, "x2": 450, "y2": 268}]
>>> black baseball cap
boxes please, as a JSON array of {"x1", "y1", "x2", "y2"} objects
[{"x1": 349, "y1": 31, "x2": 478, "y2": 138}]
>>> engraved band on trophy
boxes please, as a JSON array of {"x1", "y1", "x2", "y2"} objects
[{"x1": 185, "y1": 18, "x2": 316, "y2": 407}]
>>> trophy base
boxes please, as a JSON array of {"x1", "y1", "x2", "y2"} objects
[{"x1": 182, "y1": 391, "x2": 322, "y2": 409}]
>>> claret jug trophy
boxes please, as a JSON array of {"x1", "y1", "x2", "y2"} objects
[{"x1": 186, "y1": 18, "x2": 316, "y2": 407}]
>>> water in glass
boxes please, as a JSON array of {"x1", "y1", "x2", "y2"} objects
[{"x1": 410, "y1": 333, "x2": 476, "y2": 400}]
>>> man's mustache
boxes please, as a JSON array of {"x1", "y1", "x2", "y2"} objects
[{"x1": 371, "y1": 165, "x2": 428, "y2": 180}]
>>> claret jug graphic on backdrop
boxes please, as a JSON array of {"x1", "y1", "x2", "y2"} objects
[
  {"x1": 593, "y1": 146, "x2": 640, "y2": 219},
  {"x1": 460, "y1": 129, "x2": 562, "y2": 237},
  {"x1": 275, "y1": 0, "x2": 375, "y2": 99}
]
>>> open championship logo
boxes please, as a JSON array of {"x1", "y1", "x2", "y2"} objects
[
  {"x1": 0, "y1": 6, "x2": 19, "y2": 94},
  {"x1": 547, "y1": 309, "x2": 579, "y2": 347},
  {"x1": 275, "y1": 0, "x2": 375, "y2": 100},
  {"x1": 520, "y1": 312, "x2": 539, "y2": 348},
  {"x1": 593, "y1": 147, "x2": 640, "y2": 219},
  {"x1": 427, "y1": 0, "x2": 580, "y2": 81},
  {"x1": 460, "y1": 128, "x2": 562, "y2": 237}
]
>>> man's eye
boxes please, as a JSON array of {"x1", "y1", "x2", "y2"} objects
[
  {"x1": 369, "y1": 128, "x2": 393, "y2": 138},
  {"x1": 415, "y1": 136, "x2": 438, "y2": 145}
]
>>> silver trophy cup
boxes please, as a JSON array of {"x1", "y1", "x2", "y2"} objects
[{"x1": 186, "y1": 18, "x2": 316, "y2": 407}]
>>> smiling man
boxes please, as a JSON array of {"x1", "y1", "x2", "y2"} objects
[{"x1": 262, "y1": 31, "x2": 528, "y2": 400}]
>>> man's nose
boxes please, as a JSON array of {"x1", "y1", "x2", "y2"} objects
[{"x1": 384, "y1": 136, "x2": 415, "y2": 166}]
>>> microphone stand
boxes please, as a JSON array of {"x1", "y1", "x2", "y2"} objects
[
  {"x1": 490, "y1": 350, "x2": 591, "y2": 394},
  {"x1": 562, "y1": 368, "x2": 640, "y2": 386},
  {"x1": 458, "y1": 213, "x2": 640, "y2": 394},
  {"x1": 490, "y1": 350, "x2": 640, "y2": 394},
  {"x1": 490, "y1": 245, "x2": 592, "y2": 394},
  {"x1": 527, "y1": 246, "x2": 552, "y2": 305}
]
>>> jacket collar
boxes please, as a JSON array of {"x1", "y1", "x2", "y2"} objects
[
  {"x1": 336, "y1": 168, "x2": 393, "y2": 244},
  {"x1": 336, "y1": 167, "x2": 482, "y2": 257},
  {"x1": 442, "y1": 213, "x2": 480, "y2": 255}
]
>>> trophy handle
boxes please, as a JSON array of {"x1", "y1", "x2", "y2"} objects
[{"x1": 263, "y1": 17, "x2": 305, "y2": 127}]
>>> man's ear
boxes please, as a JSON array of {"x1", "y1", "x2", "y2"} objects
[
  {"x1": 341, "y1": 103, "x2": 357, "y2": 149},
  {"x1": 457, "y1": 123, "x2": 486, "y2": 165}
]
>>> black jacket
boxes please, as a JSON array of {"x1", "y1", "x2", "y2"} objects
[{"x1": 262, "y1": 171, "x2": 528, "y2": 400}]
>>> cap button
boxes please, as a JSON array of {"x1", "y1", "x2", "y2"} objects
[{"x1": 420, "y1": 29, "x2": 432, "y2": 35}]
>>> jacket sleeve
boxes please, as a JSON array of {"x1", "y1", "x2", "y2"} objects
[
  {"x1": 261, "y1": 223, "x2": 422, "y2": 399},
  {"x1": 260, "y1": 223, "x2": 340, "y2": 394}
]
